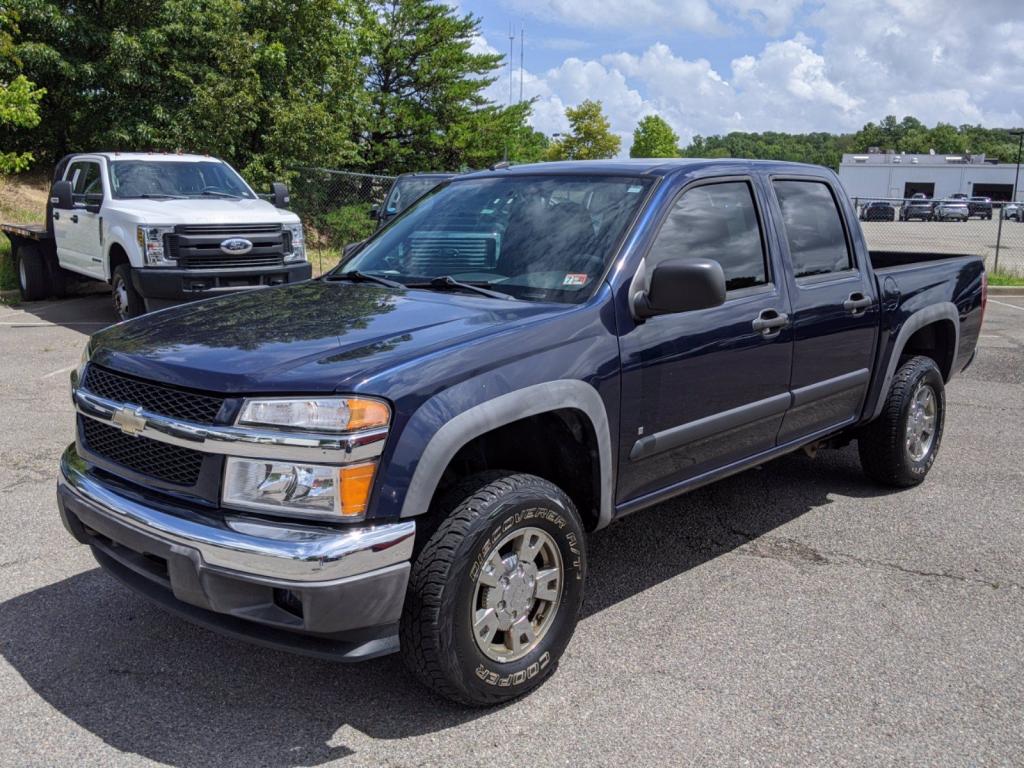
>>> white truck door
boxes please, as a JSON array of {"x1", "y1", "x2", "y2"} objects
[
  {"x1": 67, "y1": 160, "x2": 107, "y2": 279},
  {"x1": 51, "y1": 161, "x2": 85, "y2": 271}
]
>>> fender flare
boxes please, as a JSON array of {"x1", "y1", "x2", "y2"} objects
[
  {"x1": 399, "y1": 379, "x2": 615, "y2": 530},
  {"x1": 870, "y1": 302, "x2": 959, "y2": 420}
]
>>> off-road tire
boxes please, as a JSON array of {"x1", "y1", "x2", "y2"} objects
[
  {"x1": 400, "y1": 471, "x2": 586, "y2": 706},
  {"x1": 859, "y1": 355, "x2": 945, "y2": 487},
  {"x1": 112, "y1": 264, "x2": 145, "y2": 320},
  {"x1": 15, "y1": 244, "x2": 48, "y2": 301}
]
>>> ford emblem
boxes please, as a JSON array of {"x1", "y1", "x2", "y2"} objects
[{"x1": 220, "y1": 237, "x2": 253, "y2": 255}]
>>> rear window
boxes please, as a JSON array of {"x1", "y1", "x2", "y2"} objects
[{"x1": 773, "y1": 180, "x2": 853, "y2": 278}]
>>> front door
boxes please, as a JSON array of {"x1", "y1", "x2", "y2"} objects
[
  {"x1": 768, "y1": 177, "x2": 878, "y2": 443},
  {"x1": 55, "y1": 160, "x2": 105, "y2": 278},
  {"x1": 617, "y1": 177, "x2": 794, "y2": 504}
]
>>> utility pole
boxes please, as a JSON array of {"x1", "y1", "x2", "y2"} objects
[
  {"x1": 994, "y1": 130, "x2": 1024, "y2": 274},
  {"x1": 519, "y1": 26, "x2": 525, "y2": 103},
  {"x1": 508, "y1": 23, "x2": 515, "y2": 107}
]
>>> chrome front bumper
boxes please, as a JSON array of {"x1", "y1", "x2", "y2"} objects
[{"x1": 58, "y1": 444, "x2": 415, "y2": 660}]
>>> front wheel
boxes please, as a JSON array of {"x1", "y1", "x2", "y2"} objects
[
  {"x1": 112, "y1": 264, "x2": 145, "y2": 321},
  {"x1": 400, "y1": 472, "x2": 586, "y2": 705},
  {"x1": 858, "y1": 356, "x2": 945, "y2": 487}
]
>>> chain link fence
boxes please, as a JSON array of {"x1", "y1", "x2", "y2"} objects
[
  {"x1": 289, "y1": 167, "x2": 396, "y2": 275},
  {"x1": 851, "y1": 197, "x2": 1024, "y2": 276}
]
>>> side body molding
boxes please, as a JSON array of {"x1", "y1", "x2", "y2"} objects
[
  {"x1": 399, "y1": 380, "x2": 615, "y2": 529},
  {"x1": 870, "y1": 301, "x2": 959, "y2": 420}
]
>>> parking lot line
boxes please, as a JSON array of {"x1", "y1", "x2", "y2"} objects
[{"x1": 989, "y1": 299, "x2": 1024, "y2": 312}]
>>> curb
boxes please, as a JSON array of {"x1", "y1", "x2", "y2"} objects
[
  {"x1": 989, "y1": 286, "x2": 1024, "y2": 297},
  {"x1": 0, "y1": 289, "x2": 19, "y2": 301}
]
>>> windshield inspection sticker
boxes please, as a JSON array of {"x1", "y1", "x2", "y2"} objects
[{"x1": 563, "y1": 273, "x2": 589, "y2": 287}]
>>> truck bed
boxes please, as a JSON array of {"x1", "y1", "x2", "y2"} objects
[
  {"x1": 0, "y1": 222, "x2": 49, "y2": 241},
  {"x1": 868, "y1": 249, "x2": 977, "y2": 271}
]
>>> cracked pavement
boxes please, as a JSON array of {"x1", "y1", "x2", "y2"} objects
[{"x1": 1, "y1": 294, "x2": 1022, "y2": 767}]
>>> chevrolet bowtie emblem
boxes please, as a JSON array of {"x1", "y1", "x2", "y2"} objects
[{"x1": 111, "y1": 406, "x2": 147, "y2": 436}]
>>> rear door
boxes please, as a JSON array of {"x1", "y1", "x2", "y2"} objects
[
  {"x1": 616, "y1": 176, "x2": 794, "y2": 503},
  {"x1": 768, "y1": 176, "x2": 878, "y2": 444}
]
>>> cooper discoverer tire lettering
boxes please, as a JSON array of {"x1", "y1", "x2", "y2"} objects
[{"x1": 399, "y1": 471, "x2": 586, "y2": 705}]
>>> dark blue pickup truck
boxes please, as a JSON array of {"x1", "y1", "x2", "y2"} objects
[{"x1": 57, "y1": 160, "x2": 987, "y2": 705}]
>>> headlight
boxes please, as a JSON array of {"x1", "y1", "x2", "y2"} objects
[
  {"x1": 223, "y1": 458, "x2": 377, "y2": 520},
  {"x1": 284, "y1": 222, "x2": 306, "y2": 262},
  {"x1": 237, "y1": 397, "x2": 390, "y2": 433},
  {"x1": 136, "y1": 225, "x2": 176, "y2": 266}
]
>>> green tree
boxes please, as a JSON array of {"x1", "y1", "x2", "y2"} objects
[
  {"x1": 545, "y1": 100, "x2": 620, "y2": 161},
  {"x1": 0, "y1": 10, "x2": 44, "y2": 173},
  {"x1": 630, "y1": 115, "x2": 679, "y2": 158},
  {"x1": 358, "y1": 0, "x2": 519, "y2": 173}
]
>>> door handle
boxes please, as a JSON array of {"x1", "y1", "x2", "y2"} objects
[
  {"x1": 69, "y1": 214, "x2": 79, "y2": 224},
  {"x1": 752, "y1": 308, "x2": 790, "y2": 336},
  {"x1": 843, "y1": 292, "x2": 873, "y2": 313}
]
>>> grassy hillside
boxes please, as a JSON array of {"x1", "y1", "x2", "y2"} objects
[{"x1": 0, "y1": 175, "x2": 50, "y2": 291}]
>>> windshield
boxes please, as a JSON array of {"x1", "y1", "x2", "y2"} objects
[
  {"x1": 339, "y1": 174, "x2": 654, "y2": 303},
  {"x1": 109, "y1": 160, "x2": 255, "y2": 200},
  {"x1": 384, "y1": 177, "x2": 448, "y2": 216}
]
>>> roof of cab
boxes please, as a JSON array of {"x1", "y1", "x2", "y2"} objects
[
  {"x1": 459, "y1": 158, "x2": 830, "y2": 180},
  {"x1": 86, "y1": 152, "x2": 224, "y2": 163}
]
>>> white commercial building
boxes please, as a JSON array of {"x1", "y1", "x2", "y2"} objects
[{"x1": 837, "y1": 152, "x2": 1022, "y2": 202}]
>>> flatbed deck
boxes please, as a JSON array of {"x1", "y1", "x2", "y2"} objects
[{"x1": 1, "y1": 223, "x2": 49, "y2": 241}]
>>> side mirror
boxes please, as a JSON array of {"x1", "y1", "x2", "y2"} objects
[
  {"x1": 51, "y1": 180, "x2": 74, "y2": 211},
  {"x1": 368, "y1": 205, "x2": 380, "y2": 220},
  {"x1": 633, "y1": 258, "x2": 726, "y2": 319},
  {"x1": 271, "y1": 182, "x2": 290, "y2": 208}
]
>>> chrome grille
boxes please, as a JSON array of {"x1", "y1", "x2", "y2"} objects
[
  {"x1": 81, "y1": 418, "x2": 203, "y2": 486},
  {"x1": 82, "y1": 365, "x2": 224, "y2": 424}
]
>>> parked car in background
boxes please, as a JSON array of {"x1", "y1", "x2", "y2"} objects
[
  {"x1": 860, "y1": 201, "x2": 895, "y2": 221},
  {"x1": 58, "y1": 159, "x2": 986, "y2": 706},
  {"x1": 1, "y1": 153, "x2": 309, "y2": 320},
  {"x1": 1003, "y1": 202, "x2": 1023, "y2": 222},
  {"x1": 370, "y1": 172, "x2": 457, "y2": 230},
  {"x1": 966, "y1": 196, "x2": 993, "y2": 219},
  {"x1": 900, "y1": 194, "x2": 935, "y2": 221},
  {"x1": 934, "y1": 199, "x2": 970, "y2": 222},
  {"x1": 950, "y1": 193, "x2": 968, "y2": 200}
]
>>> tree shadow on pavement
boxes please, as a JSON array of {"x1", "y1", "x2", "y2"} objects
[{"x1": 0, "y1": 446, "x2": 901, "y2": 766}]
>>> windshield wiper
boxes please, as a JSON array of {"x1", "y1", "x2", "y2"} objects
[
  {"x1": 323, "y1": 270, "x2": 404, "y2": 289},
  {"x1": 406, "y1": 275, "x2": 516, "y2": 301},
  {"x1": 133, "y1": 193, "x2": 187, "y2": 199},
  {"x1": 198, "y1": 190, "x2": 242, "y2": 198}
]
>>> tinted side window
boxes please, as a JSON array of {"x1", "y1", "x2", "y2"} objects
[
  {"x1": 70, "y1": 162, "x2": 103, "y2": 201},
  {"x1": 648, "y1": 181, "x2": 767, "y2": 291},
  {"x1": 773, "y1": 180, "x2": 852, "y2": 277}
]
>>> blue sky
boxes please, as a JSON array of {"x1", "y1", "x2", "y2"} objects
[{"x1": 458, "y1": 0, "x2": 1024, "y2": 156}]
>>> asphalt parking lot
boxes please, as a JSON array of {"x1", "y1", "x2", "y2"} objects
[{"x1": 1, "y1": 293, "x2": 1023, "y2": 767}]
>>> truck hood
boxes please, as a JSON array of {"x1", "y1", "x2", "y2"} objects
[
  {"x1": 107, "y1": 197, "x2": 297, "y2": 224},
  {"x1": 89, "y1": 280, "x2": 567, "y2": 394}
]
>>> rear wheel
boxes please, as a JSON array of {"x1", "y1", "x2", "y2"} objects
[
  {"x1": 15, "y1": 244, "x2": 48, "y2": 301},
  {"x1": 859, "y1": 355, "x2": 945, "y2": 487},
  {"x1": 112, "y1": 264, "x2": 145, "y2": 321},
  {"x1": 400, "y1": 472, "x2": 586, "y2": 705}
]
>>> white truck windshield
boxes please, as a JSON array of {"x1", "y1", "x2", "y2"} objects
[{"x1": 109, "y1": 160, "x2": 254, "y2": 200}]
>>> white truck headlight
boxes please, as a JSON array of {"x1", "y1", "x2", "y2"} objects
[
  {"x1": 237, "y1": 397, "x2": 390, "y2": 433},
  {"x1": 284, "y1": 222, "x2": 306, "y2": 262},
  {"x1": 223, "y1": 458, "x2": 376, "y2": 520},
  {"x1": 136, "y1": 225, "x2": 176, "y2": 266}
]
